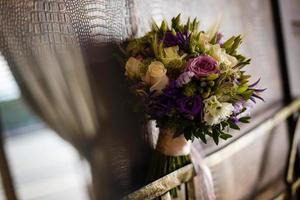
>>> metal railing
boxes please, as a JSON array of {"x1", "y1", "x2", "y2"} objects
[
  {"x1": 124, "y1": 99, "x2": 300, "y2": 200},
  {"x1": 1, "y1": 99, "x2": 300, "y2": 200}
]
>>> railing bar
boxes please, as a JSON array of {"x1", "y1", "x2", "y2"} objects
[
  {"x1": 122, "y1": 164, "x2": 195, "y2": 200},
  {"x1": 205, "y1": 99, "x2": 300, "y2": 167},
  {"x1": 123, "y1": 99, "x2": 300, "y2": 200}
]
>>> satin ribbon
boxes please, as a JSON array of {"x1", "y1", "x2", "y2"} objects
[
  {"x1": 156, "y1": 129, "x2": 191, "y2": 156},
  {"x1": 156, "y1": 127, "x2": 216, "y2": 200}
]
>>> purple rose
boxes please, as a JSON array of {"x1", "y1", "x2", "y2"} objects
[
  {"x1": 177, "y1": 95, "x2": 203, "y2": 120},
  {"x1": 186, "y1": 55, "x2": 219, "y2": 77}
]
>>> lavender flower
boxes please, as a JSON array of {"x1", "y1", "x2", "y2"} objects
[
  {"x1": 232, "y1": 101, "x2": 244, "y2": 115},
  {"x1": 163, "y1": 31, "x2": 178, "y2": 47},
  {"x1": 186, "y1": 55, "x2": 219, "y2": 78},
  {"x1": 249, "y1": 78, "x2": 267, "y2": 102},
  {"x1": 177, "y1": 95, "x2": 203, "y2": 120},
  {"x1": 216, "y1": 32, "x2": 223, "y2": 45},
  {"x1": 147, "y1": 81, "x2": 180, "y2": 118},
  {"x1": 231, "y1": 100, "x2": 254, "y2": 123},
  {"x1": 148, "y1": 96, "x2": 173, "y2": 118},
  {"x1": 163, "y1": 80, "x2": 180, "y2": 98},
  {"x1": 163, "y1": 31, "x2": 190, "y2": 51},
  {"x1": 176, "y1": 71, "x2": 195, "y2": 87},
  {"x1": 176, "y1": 31, "x2": 190, "y2": 51}
]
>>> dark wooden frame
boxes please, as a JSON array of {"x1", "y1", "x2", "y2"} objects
[{"x1": 271, "y1": 0, "x2": 300, "y2": 198}]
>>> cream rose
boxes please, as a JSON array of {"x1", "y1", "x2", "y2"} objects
[
  {"x1": 125, "y1": 57, "x2": 142, "y2": 78},
  {"x1": 209, "y1": 44, "x2": 238, "y2": 68},
  {"x1": 145, "y1": 61, "x2": 169, "y2": 93},
  {"x1": 224, "y1": 54, "x2": 238, "y2": 68},
  {"x1": 199, "y1": 32, "x2": 211, "y2": 49}
]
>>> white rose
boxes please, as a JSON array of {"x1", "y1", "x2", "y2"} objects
[
  {"x1": 224, "y1": 54, "x2": 238, "y2": 68},
  {"x1": 125, "y1": 57, "x2": 142, "y2": 78},
  {"x1": 209, "y1": 44, "x2": 238, "y2": 68},
  {"x1": 145, "y1": 61, "x2": 169, "y2": 93},
  {"x1": 197, "y1": 33, "x2": 213, "y2": 51},
  {"x1": 199, "y1": 32, "x2": 210, "y2": 49}
]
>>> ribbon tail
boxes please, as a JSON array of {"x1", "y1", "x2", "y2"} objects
[{"x1": 190, "y1": 145, "x2": 216, "y2": 200}]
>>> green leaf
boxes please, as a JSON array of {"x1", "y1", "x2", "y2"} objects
[
  {"x1": 210, "y1": 33, "x2": 218, "y2": 44},
  {"x1": 202, "y1": 91, "x2": 210, "y2": 98},
  {"x1": 172, "y1": 14, "x2": 181, "y2": 31},
  {"x1": 229, "y1": 35, "x2": 243, "y2": 54},
  {"x1": 240, "y1": 75, "x2": 251, "y2": 79},
  {"x1": 220, "y1": 132, "x2": 233, "y2": 140},
  {"x1": 207, "y1": 73, "x2": 219, "y2": 81},
  {"x1": 151, "y1": 22, "x2": 159, "y2": 32},
  {"x1": 196, "y1": 130, "x2": 207, "y2": 144},
  {"x1": 241, "y1": 90, "x2": 253, "y2": 100},
  {"x1": 183, "y1": 83, "x2": 197, "y2": 96},
  {"x1": 223, "y1": 36, "x2": 235, "y2": 50},
  {"x1": 212, "y1": 129, "x2": 220, "y2": 145},
  {"x1": 191, "y1": 18, "x2": 199, "y2": 32},
  {"x1": 221, "y1": 121, "x2": 229, "y2": 128},
  {"x1": 239, "y1": 116, "x2": 251, "y2": 123},
  {"x1": 239, "y1": 107, "x2": 247, "y2": 114},
  {"x1": 185, "y1": 17, "x2": 191, "y2": 32},
  {"x1": 160, "y1": 20, "x2": 168, "y2": 32},
  {"x1": 184, "y1": 131, "x2": 192, "y2": 140},
  {"x1": 199, "y1": 134, "x2": 207, "y2": 144},
  {"x1": 233, "y1": 59, "x2": 251, "y2": 69},
  {"x1": 237, "y1": 85, "x2": 248, "y2": 94},
  {"x1": 235, "y1": 54, "x2": 247, "y2": 62},
  {"x1": 228, "y1": 120, "x2": 240, "y2": 130}
]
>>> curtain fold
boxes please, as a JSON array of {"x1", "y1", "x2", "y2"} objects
[
  {"x1": 0, "y1": 0, "x2": 217, "y2": 199},
  {"x1": 0, "y1": 1, "x2": 147, "y2": 199}
]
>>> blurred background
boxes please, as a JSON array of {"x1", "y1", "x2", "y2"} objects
[
  {"x1": 0, "y1": 55, "x2": 90, "y2": 199},
  {"x1": 0, "y1": 0, "x2": 300, "y2": 200}
]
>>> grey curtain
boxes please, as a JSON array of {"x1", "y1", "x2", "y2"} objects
[{"x1": 0, "y1": 1, "x2": 149, "y2": 199}]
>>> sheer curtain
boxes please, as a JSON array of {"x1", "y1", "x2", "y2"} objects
[
  {"x1": 0, "y1": 1, "x2": 149, "y2": 199},
  {"x1": 0, "y1": 0, "x2": 218, "y2": 199}
]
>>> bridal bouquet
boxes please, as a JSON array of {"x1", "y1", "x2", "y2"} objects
[{"x1": 122, "y1": 14, "x2": 264, "y2": 196}]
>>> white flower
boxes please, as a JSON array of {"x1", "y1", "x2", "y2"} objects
[
  {"x1": 226, "y1": 53, "x2": 238, "y2": 67},
  {"x1": 203, "y1": 96, "x2": 234, "y2": 125},
  {"x1": 209, "y1": 44, "x2": 238, "y2": 68},
  {"x1": 125, "y1": 57, "x2": 142, "y2": 78},
  {"x1": 199, "y1": 32, "x2": 211, "y2": 49},
  {"x1": 145, "y1": 61, "x2": 169, "y2": 93}
]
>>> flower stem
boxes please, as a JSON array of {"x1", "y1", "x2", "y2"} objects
[{"x1": 147, "y1": 150, "x2": 191, "y2": 198}]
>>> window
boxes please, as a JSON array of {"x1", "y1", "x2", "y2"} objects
[{"x1": 0, "y1": 54, "x2": 89, "y2": 200}]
